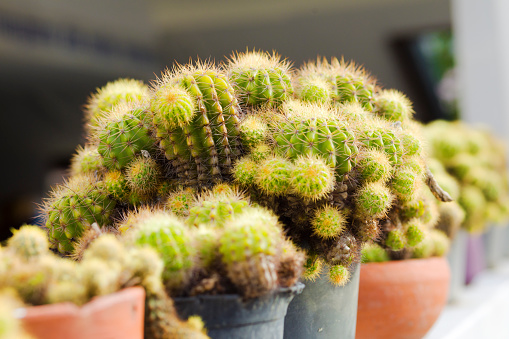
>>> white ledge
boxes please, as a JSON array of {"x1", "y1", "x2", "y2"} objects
[{"x1": 425, "y1": 259, "x2": 509, "y2": 339}]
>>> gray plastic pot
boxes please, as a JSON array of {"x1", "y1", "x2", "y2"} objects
[
  {"x1": 173, "y1": 283, "x2": 304, "y2": 339},
  {"x1": 283, "y1": 263, "x2": 360, "y2": 339},
  {"x1": 446, "y1": 230, "x2": 467, "y2": 302},
  {"x1": 483, "y1": 225, "x2": 507, "y2": 268}
]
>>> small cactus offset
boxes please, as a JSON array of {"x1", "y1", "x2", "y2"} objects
[
  {"x1": 94, "y1": 104, "x2": 156, "y2": 170},
  {"x1": 226, "y1": 50, "x2": 293, "y2": 107},
  {"x1": 85, "y1": 78, "x2": 149, "y2": 130},
  {"x1": 42, "y1": 174, "x2": 116, "y2": 254}
]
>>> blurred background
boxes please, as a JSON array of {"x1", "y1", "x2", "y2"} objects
[{"x1": 0, "y1": 0, "x2": 499, "y2": 240}]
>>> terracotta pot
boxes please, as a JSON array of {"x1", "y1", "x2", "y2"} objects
[
  {"x1": 19, "y1": 287, "x2": 145, "y2": 339},
  {"x1": 356, "y1": 257, "x2": 450, "y2": 339}
]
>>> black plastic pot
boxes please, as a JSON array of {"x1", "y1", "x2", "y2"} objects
[
  {"x1": 174, "y1": 283, "x2": 304, "y2": 339},
  {"x1": 283, "y1": 263, "x2": 360, "y2": 339}
]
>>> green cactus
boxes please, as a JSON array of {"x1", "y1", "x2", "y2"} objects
[
  {"x1": 391, "y1": 169, "x2": 420, "y2": 202},
  {"x1": 7, "y1": 225, "x2": 49, "y2": 260},
  {"x1": 219, "y1": 207, "x2": 282, "y2": 298},
  {"x1": 290, "y1": 154, "x2": 335, "y2": 201},
  {"x1": 361, "y1": 243, "x2": 389, "y2": 263},
  {"x1": 373, "y1": 89, "x2": 414, "y2": 122},
  {"x1": 355, "y1": 182, "x2": 393, "y2": 219},
  {"x1": 232, "y1": 157, "x2": 258, "y2": 186},
  {"x1": 302, "y1": 255, "x2": 323, "y2": 281},
  {"x1": 311, "y1": 205, "x2": 347, "y2": 239},
  {"x1": 70, "y1": 145, "x2": 104, "y2": 176},
  {"x1": 85, "y1": 78, "x2": 149, "y2": 129},
  {"x1": 328, "y1": 264, "x2": 350, "y2": 287},
  {"x1": 272, "y1": 101, "x2": 359, "y2": 178},
  {"x1": 227, "y1": 50, "x2": 293, "y2": 107},
  {"x1": 165, "y1": 187, "x2": 196, "y2": 217},
  {"x1": 255, "y1": 156, "x2": 294, "y2": 195},
  {"x1": 95, "y1": 105, "x2": 156, "y2": 170},
  {"x1": 296, "y1": 77, "x2": 332, "y2": 104},
  {"x1": 132, "y1": 211, "x2": 195, "y2": 293},
  {"x1": 357, "y1": 148, "x2": 393, "y2": 183},
  {"x1": 249, "y1": 143, "x2": 272, "y2": 162},
  {"x1": 297, "y1": 57, "x2": 376, "y2": 110},
  {"x1": 404, "y1": 220, "x2": 425, "y2": 247},
  {"x1": 239, "y1": 115, "x2": 269, "y2": 150},
  {"x1": 359, "y1": 121, "x2": 403, "y2": 165},
  {"x1": 186, "y1": 190, "x2": 249, "y2": 228},
  {"x1": 151, "y1": 62, "x2": 242, "y2": 186},
  {"x1": 385, "y1": 229, "x2": 405, "y2": 250},
  {"x1": 102, "y1": 170, "x2": 130, "y2": 202},
  {"x1": 126, "y1": 156, "x2": 161, "y2": 196},
  {"x1": 43, "y1": 175, "x2": 116, "y2": 254}
]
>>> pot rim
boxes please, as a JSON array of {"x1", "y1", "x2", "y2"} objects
[
  {"x1": 173, "y1": 282, "x2": 305, "y2": 302},
  {"x1": 16, "y1": 286, "x2": 145, "y2": 320}
]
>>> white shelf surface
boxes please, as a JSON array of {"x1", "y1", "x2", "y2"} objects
[{"x1": 425, "y1": 259, "x2": 509, "y2": 339}]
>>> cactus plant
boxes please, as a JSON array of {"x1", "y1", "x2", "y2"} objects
[
  {"x1": 85, "y1": 78, "x2": 149, "y2": 130},
  {"x1": 42, "y1": 175, "x2": 116, "y2": 254},
  {"x1": 226, "y1": 50, "x2": 293, "y2": 107},
  {"x1": 151, "y1": 62, "x2": 242, "y2": 186}
]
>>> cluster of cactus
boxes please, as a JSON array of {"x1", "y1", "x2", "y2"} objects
[
  {"x1": 120, "y1": 185, "x2": 304, "y2": 299},
  {"x1": 38, "y1": 50, "x2": 453, "y2": 293},
  {"x1": 425, "y1": 120, "x2": 509, "y2": 233},
  {"x1": 0, "y1": 225, "x2": 208, "y2": 339}
]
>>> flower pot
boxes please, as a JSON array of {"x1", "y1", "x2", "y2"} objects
[
  {"x1": 447, "y1": 230, "x2": 467, "y2": 302},
  {"x1": 356, "y1": 257, "x2": 450, "y2": 339},
  {"x1": 19, "y1": 287, "x2": 145, "y2": 339},
  {"x1": 466, "y1": 232, "x2": 485, "y2": 284},
  {"x1": 173, "y1": 283, "x2": 304, "y2": 339},
  {"x1": 482, "y1": 225, "x2": 506, "y2": 268},
  {"x1": 283, "y1": 263, "x2": 360, "y2": 339}
]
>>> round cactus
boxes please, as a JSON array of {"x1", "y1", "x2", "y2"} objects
[
  {"x1": 227, "y1": 50, "x2": 293, "y2": 107},
  {"x1": 385, "y1": 229, "x2": 405, "y2": 251},
  {"x1": 296, "y1": 77, "x2": 332, "y2": 104},
  {"x1": 355, "y1": 182, "x2": 393, "y2": 219},
  {"x1": 102, "y1": 170, "x2": 130, "y2": 202},
  {"x1": 219, "y1": 207, "x2": 282, "y2": 298},
  {"x1": 290, "y1": 155, "x2": 335, "y2": 200},
  {"x1": 186, "y1": 190, "x2": 249, "y2": 228},
  {"x1": 297, "y1": 57, "x2": 376, "y2": 110},
  {"x1": 165, "y1": 187, "x2": 196, "y2": 217},
  {"x1": 373, "y1": 89, "x2": 414, "y2": 122},
  {"x1": 85, "y1": 78, "x2": 149, "y2": 129},
  {"x1": 302, "y1": 255, "x2": 323, "y2": 281},
  {"x1": 404, "y1": 220, "x2": 425, "y2": 247},
  {"x1": 7, "y1": 225, "x2": 49, "y2": 260},
  {"x1": 272, "y1": 101, "x2": 359, "y2": 178},
  {"x1": 311, "y1": 205, "x2": 347, "y2": 239},
  {"x1": 361, "y1": 243, "x2": 389, "y2": 263},
  {"x1": 255, "y1": 156, "x2": 294, "y2": 195},
  {"x1": 43, "y1": 175, "x2": 116, "y2": 254},
  {"x1": 357, "y1": 148, "x2": 393, "y2": 183},
  {"x1": 232, "y1": 157, "x2": 258, "y2": 186},
  {"x1": 151, "y1": 62, "x2": 242, "y2": 186},
  {"x1": 132, "y1": 211, "x2": 195, "y2": 293},
  {"x1": 95, "y1": 105, "x2": 156, "y2": 170},
  {"x1": 249, "y1": 143, "x2": 272, "y2": 163},
  {"x1": 328, "y1": 264, "x2": 350, "y2": 287},
  {"x1": 239, "y1": 115, "x2": 268, "y2": 150},
  {"x1": 391, "y1": 169, "x2": 420, "y2": 202},
  {"x1": 70, "y1": 145, "x2": 104, "y2": 176},
  {"x1": 126, "y1": 156, "x2": 161, "y2": 196}
]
